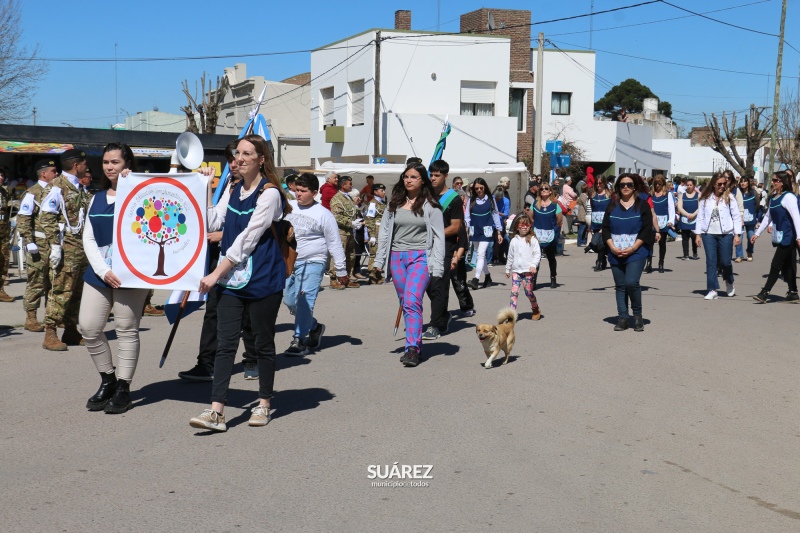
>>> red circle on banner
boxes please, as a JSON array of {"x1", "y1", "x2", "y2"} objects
[{"x1": 116, "y1": 177, "x2": 205, "y2": 285}]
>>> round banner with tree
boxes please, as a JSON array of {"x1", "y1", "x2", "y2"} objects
[{"x1": 113, "y1": 175, "x2": 207, "y2": 290}]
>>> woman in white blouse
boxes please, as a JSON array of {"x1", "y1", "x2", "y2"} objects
[
  {"x1": 694, "y1": 172, "x2": 742, "y2": 300},
  {"x1": 190, "y1": 135, "x2": 292, "y2": 432}
]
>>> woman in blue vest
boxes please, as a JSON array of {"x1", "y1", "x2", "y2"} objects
[
  {"x1": 588, "y1": 176, "x2": 610, "y2": 271},
  {"x1": 80, "y1": 142, "x2": 150, "y2": 414},
  {"x1": 191, "y1": 134, "x2": 292, "y2": 432},
  {"x1": 635, "y1": 175, "x2": 659, "y2": 273},
  {"x1": 651, "y1": 174, "x2": 675, "y2": 273},
  {"x1": 736, "y1": 175, "x2": 759, "y2": 262},
  {"x1": 751, "y1": 171, "x2": 800, "y2": 303},
  {"x1": 601, "y1": 173, "x2": 655, "y2": 332},
  {"x1": 532, "y1": 181, "x2": 563, "y2": 288},
  {"x1": 676, "y1": 178, "x2": 700, "y2": 260},
  {"x1": 465, "y1": 177, "x2": 503, "y2": 289}
]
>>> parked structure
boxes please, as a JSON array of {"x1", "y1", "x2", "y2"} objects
[{"x1": 215, "y1": 63, "x2": 311, "y2": 167}]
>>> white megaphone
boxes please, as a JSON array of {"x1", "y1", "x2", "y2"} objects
[{"x1": 169, "y1": 132, "x2": 204, "y2": 173}]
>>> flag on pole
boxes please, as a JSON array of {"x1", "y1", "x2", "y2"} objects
[{"x1": 430, "y1": 116, "x2": 451, "y2": 166}]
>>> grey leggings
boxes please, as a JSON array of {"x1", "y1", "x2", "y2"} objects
[{"x1": 79, "y1": 283, "x2": 149, "y2": 382}]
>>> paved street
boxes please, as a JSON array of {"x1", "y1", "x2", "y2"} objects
[{"x1": 1, "y1": 240, "x2": 798, "y2": 532}]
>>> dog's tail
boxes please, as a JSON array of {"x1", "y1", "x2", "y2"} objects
[{"x1": 497, "y1": 307, "x2": 517, "y2": 326}]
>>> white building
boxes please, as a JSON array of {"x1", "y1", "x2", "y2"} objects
[
  {"x1": 653, "y1": 138, "x2": 767, "y2": 183},
  {"x1": 626, "y1": 98, "x2": 678, "y2": 140},
  {"x1": 531, "y1": 48, "x2": 671, "y2": 177},
  {"x1": 309, "y1": 29, "x2": 518, "y2": 168},
  {"x1": 216, "y1": 63, "x2": 311, "y2": 167},
  {"x1": 124, "y1": 111, "x2": 186, "y2": 133}
]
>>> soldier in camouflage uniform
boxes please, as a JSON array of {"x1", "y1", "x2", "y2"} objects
[
  {"x1": 364, "y1": 183, "x2": 387, "y2": 285},
  {"x1": 328, "y1": 176, "x2": 361, "y2": 289},
  {"x1": 17, "y1": 160, "x2": 60, "y2": 329},
  {"x1": 39, "y1": 150, "x2": 91, "y2": 351},
  {"x1": 0, "y1": 168, "x2": 13, "y2": 302}
]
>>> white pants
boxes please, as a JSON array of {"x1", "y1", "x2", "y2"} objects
[
  {"x1": 78, "y1": 283, "x2": 149, "y2": 382},
  {"x1": 474, "y1": 241, "x2": 491, "y2": 279}
]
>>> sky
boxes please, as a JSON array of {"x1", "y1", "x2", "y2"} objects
[{"x1": 15, "y1": 0, "x2": 800, "y2": 134}]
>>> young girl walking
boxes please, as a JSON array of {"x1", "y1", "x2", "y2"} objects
[{"x1": 505, "y1": 214, "x2": 542, "y2": 320}]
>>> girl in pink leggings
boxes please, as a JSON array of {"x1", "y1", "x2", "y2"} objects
[
  {"x1": 373, "y1": 162, "x2": 445, "y2": 367},
  {"x1": 505, "y1": 213, "x2": 542, "y2": 320}
]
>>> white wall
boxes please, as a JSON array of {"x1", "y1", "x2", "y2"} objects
[
  {"x1": 125, "y1": 111, "x2": 186, "y2": 133},
  {"x1": 653, "y1": 139, "x2": 765, "y2": 182},
  {"x1": 310, "y1": 30, "x2": 515, "y2": 166}
]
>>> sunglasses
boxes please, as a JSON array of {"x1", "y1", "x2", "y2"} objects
[
  {"x1": 619, "y1": 182, "x2": 635, "y2": 189},
  {"x1": 771, "y1": 178, "x2": 780, "y2": 182}
]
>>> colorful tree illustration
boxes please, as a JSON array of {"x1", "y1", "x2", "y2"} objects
[{"x1": 130, "y1": 196, "x2": 187, "y2": 276}]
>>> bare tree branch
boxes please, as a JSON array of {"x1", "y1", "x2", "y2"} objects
[
  {"x1": 180, "y1": 72, "x2": 229, "y2": 133},
  {"x1": 0, "y1": 0, "x2": 48, "y2": 122},
  {"x1": 703, "y1": 105, "x2": 769, "y2": 177}
]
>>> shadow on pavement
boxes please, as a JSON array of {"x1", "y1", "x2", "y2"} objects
[
  {"x1": 315, "y1": 334, "x2": 362, "y2": 350},
  {"x1": 0, "y1": 325, "x2": 21, "y2": 337},
  {"x1": 602, "y1": 316, "x2": 652, "y2": 325}
]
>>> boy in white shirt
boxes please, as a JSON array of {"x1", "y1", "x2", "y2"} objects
[{"x1": 283, "y1": 173, "x2": 349, "y2": 355}]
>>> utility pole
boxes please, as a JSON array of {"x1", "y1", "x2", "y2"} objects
[
  {"x1": 533, "y1": 33, "x2": 545, "y2": 176},
  {"x1": 768, "y1": 0, "x2": 787, "y2": 179},
  {"x1": 373, "y1": 31, "x2": 381, "y2": 159},
  {"x1": 115, "y1": 43, "x2": 119, "y2": 126},
  {"x1": 32, "y1": 107, "x2": 37, "y2": 126},
  {"x1": 590, "y1": 0, "x2": 594, "y2": 49}
]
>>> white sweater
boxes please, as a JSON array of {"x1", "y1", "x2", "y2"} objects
[
  {"x1": 505, "y1": 235, "x2": 542, "y2": 274},
  {"x1": 286, "y1": 200, "x2": 347, "y2": 277}
]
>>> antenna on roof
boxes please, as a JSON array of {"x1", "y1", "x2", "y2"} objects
[{"x1": 487, "y1": 12, "x2": 496, "y2": 32}]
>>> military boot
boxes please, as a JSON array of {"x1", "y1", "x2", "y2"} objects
[
  {"x1": 0, "y1": 288, "x2": 13, "y2": 302},
  {"x1": 61, "y1": 325, "x2": 85, "y2": 346},
  {"x1": 25, "y1": 310, "x2": 45, "y2": 332},
  {"x1": 43, "y1": 327, "x2": 68, "y2": 351}
]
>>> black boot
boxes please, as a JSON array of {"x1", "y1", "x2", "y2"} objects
[
  {"x1": 645, "y1": 257, "x2": 653, "y2": 274},
  {"x1": 593, "y1": 258, "x2": 602, "y2": 272},
  {"x1": 482, "y1": 274, "x2": 493, "y2": 288},
  {"x1": 658, "y1": 261, "x2": 665, "y2": 273},
  {"x1": 614, "y1": 317, "x2": 629, "y2": 331},
  {"x1": 550, "y1": 276, "x2": 557, "y2": 289},
  {"x1": 633, "y1": 315, "x2": 644, "y2": 332},
  {"x1": 752, "y1": 288, "x2": 769, "y2": 303},
  {"x1": 105, "y1": 379, "x2": 131, "y2": 414},
  {"x1": 468, "y1": 278, "x2": 480, "y2": 290},
  {"x1": 600, "y1": 255, "x2": 607, "y2": 271},
  {"x1": 86, "y1": 371, "x2": 117, "y2": 411}
]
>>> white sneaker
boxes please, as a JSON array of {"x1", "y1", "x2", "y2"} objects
[
  {"x1": 189, "y1": 409, "x2": 227, "y2": 432},
  {"x1": 704, "y1": 290, "x2": 718, "y2": 300},
  {"x1": 725, "y1": 282, "x2": 735, "y2": 297},
  {"x1": 248, "y1": 405, "x2": 271, "y2": 427}
]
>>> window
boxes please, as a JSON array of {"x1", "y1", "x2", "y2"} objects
[
  {"x1": 460, "y1": 81, "x2": 496, "y2": 116},
  {"x1": 349, "y1": 79, "x2": 365, "y2": 126},
  {"x1": 509, "y1": 88, "x2": 525, "y2": 132},
  {"x1": 320, "y1": 86, "x2": 334, "y2": 128},
  {"x1": 551, "y1": 92, "x2": 571, "y2": 115}
]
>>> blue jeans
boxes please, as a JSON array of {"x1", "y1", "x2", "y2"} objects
[
  {"x1": 701, "y1": 233, "x2": 734, "y2": 291},
  {"x1": 610, "y1": 258, "x2": 646, "y2": 319},
  {"x1": 735, "y1": 226, "x2": 756, "y2": 257},
  {"x1": 577, "y1": 223, "x2": 588, "y2": 246},
  {"x1": 283, "y1": 260, "x2": 326, "y2": 341}
]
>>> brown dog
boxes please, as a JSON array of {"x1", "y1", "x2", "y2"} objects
[{"x1": 475, "y1": 308, "x2": 517, "y2": 369}]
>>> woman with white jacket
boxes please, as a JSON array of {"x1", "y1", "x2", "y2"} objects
[
  {"x1": 505, "y1": 213, "x2": 542, "y2": 320},
  {"x1": 694, "y1": 172, "x2": 742, "y2": 300}
]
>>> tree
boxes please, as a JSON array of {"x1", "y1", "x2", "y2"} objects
[
  {"x1": 0, "y1": 0, "x2": 47, "y2": 122},
  {"x1": 181, "y1": 72, "x2": 229, "y2": 134},
  {"x1": 594, "y1": 78, "x2": 672, "y2": 120},
  {"x1": 130, "y1": 196, "x2": 187, "y2": 276},
  {"x1": 775, "y1": 92, "x2": 800, "y2": 174},
  {"x1": 703, "y1": 104, "x2": 770, "y2": 178}
]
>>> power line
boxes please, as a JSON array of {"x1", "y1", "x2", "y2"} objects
[
  {"x1": 547, "y1": 0, "x2": 771, "y2": 37},
  {"x1": 659, "y1": 0, "x2": 800, "y2": 53}
]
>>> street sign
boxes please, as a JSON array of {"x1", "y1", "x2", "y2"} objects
[
  {"x1": 373, "y1": 157, "x2": 386, "y2": 164},
  {"x1": 545, "y1": 140, "x2": 563, "y2": 153},
  {"x1": 550, "y1": 153, "x2": 558, "y2": 168},
  {"x1": 559, "y1": 154, "x2": 571, "y2": 167}
]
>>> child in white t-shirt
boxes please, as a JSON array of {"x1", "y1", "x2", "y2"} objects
[{"x1": 506, "y1": 213, "x2": 542, "y2": 320}]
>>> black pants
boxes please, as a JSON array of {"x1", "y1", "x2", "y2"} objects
[
  {"x1": 197, "y1": 246, "x2": 256, "y2": 369},
  {"x1": 450, "y1": 255, "x2": 474, "y2": 312},
  {"x1": 657, "y1": 231, "x2": 668, "y2": 263},
  {"x1": 539, "y1": 244, "x2": 557, "y2": 277},
  {"x1": 681, "y1": 230, "x2": 698, "y2": 257},
  {"x1": 211, "y1": 291, "x2": 281, "y2": 405},
  {"x1": 764, "y1": 244, "x2": 798, "y2": 293},
  {"x1": 426, "y1": 252, "x2": 452, "y2": 330}
]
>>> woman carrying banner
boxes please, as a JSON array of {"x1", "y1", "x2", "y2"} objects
[
  {"x1": 373, "y1": 162, "x2": 445, "y2": 367},
  {"x1": 80, "y1": 143, "x2": 151, "y2": 414},
  {"x1": 190, "y1": 134, "x2": 292, "y2": 432}
]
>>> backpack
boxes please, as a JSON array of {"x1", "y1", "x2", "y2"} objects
[{"x1": 259, "y1": 182, "x2": 297, "y2": 278}]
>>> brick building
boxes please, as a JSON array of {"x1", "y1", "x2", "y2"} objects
[{"x1": 461, "y1": 8, "x2": 534, "y2": 165}]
